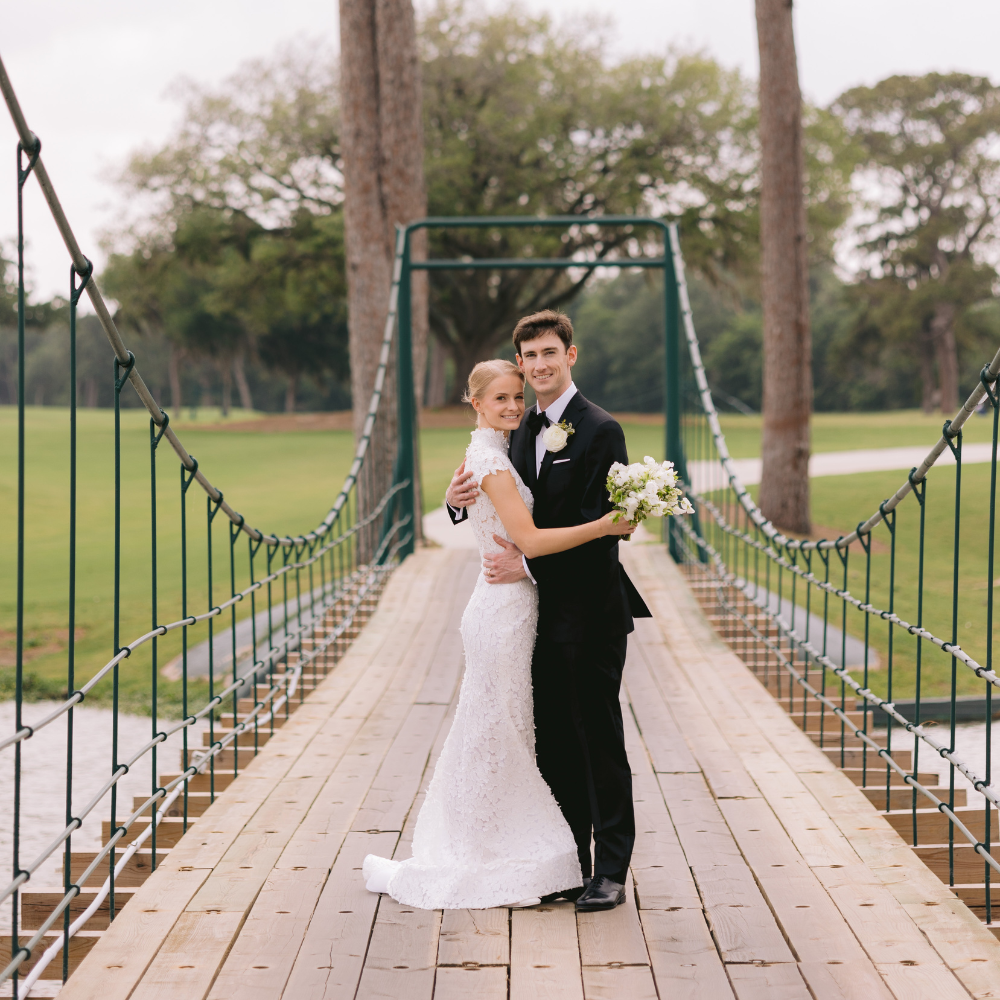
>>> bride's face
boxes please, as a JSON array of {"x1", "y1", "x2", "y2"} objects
[{"x1": 473, "y1": 375, "x2": 525, "y2": 434}]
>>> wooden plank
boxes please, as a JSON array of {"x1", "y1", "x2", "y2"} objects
[
  {"x1": 622, "y1": 646, "x2": 699, "y2": 773},
  {"x1": 510, "y1": 904, "x2": 584, "y2": 1000},
  {"x1": 581, "y1": 965, "x2": 657, "y2": 1000},
  {"x1": 282, "y1": 831, "x2": 398, "y2": 1000},
  {"x1": 64, "y1": 551, "x2": 451, "y2": 1000},
  {"x1": 355, "y1": 896, "x2": 441, "y2": 1000},
  {"x1": 692, "y1": 863, "x2": 793, "y2": 964},
  {"x1": 437, "y1": 908, "x2": 509, "y2": 967},
  {"x1": 576, "y1": 873, "x2": 648, "y2": 967},
  {"x1": 727, "y1": 963, "x2": 810, "y2": 1000},
  {"x1": 57, "y1": 868, "x2": 210, "y2": 1000},
  {"x1": 351, "y1": 703, "x2": 449, "y2": 833},
  {"x1": 206, "y1": 867, "x2": 327, "y2": 1000},
  {"x1": 433, "y1": 966, "x2": 508, "y2": 1000},
  {"x1": 638, "y1": 908, "x2": 733, "y2": 1000},
  {"x1": 128, "y1": 910, "x2": 245, "y2": 1000}
]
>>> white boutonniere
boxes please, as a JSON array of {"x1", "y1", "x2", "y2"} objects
[{"x1": 541, "y1": 419, "x2": 574, "y2": 453}]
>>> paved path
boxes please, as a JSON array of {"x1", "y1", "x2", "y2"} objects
[
  {"x1": 59, "y1": 544, "x2": 1000, "y2": 1000},
  {"x1": 689, "y1": 442, "x2": 995, "y2": 494}
]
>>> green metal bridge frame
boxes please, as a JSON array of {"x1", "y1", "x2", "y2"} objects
[{"x1": 391, "y1": 215, "x2": 688, "y2": 559}]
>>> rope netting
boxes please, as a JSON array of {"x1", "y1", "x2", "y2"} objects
[
  {"x1": 666, "y1": 222, "x2": 1000, "y2": 917},
  {"x1": 1, "y1": 54, "x2": 413, "y2": 993}
]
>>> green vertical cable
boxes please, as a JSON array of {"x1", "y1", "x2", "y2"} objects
[
  {"x1": 880, "y1": 502, "x2": 896, "y2": 815},
  {"x1": 12, "y1": 134, "x2": 39, "y2": 990},
  {"x1": 857, "y1": 523, "x2": 872, "y2": 788},
  {"x1": 110, "y1": 349, "x2": 134, "y2": 922},
  {"x1": 207, "y1": 494, "x2": 224, "y2": 802},
  {"x1": 909, "y1": 468, "x2": 927, "y2": 844},
  {"x1": 229, "y1": 518, "x2": 243, "y2": 774},
  {"x1": 982, "y1": 365, "x2": 999, "y2": 922},
  {"x1": 150, "y1": 411, "x2": 168, "y2": 870},
  {"x1": 180, "y1": 457, "x2": 198, "y2": 829},
  {"x1": 64, "y1": 258, "x2": 90, "y2": 975},
  {"x1": 944, "y1": 421, "x2": 963, "y2": 887}
]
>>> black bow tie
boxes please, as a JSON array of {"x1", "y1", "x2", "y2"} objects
[{"x1": 526, "y1": 409, "x2": 551, "y2": 435}]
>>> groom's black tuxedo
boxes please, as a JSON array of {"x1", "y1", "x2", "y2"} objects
[{"x1": 450, "y1": 390, "x2": 649, "y2": 883}]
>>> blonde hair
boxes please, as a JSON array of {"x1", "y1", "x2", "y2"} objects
[{"x1": 462, "y1": 359, "x2": 524, "y2": 405}]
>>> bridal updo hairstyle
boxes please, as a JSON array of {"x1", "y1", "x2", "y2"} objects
[{"x1": 462, "y1": 359, "x2": 524, "y2": 407}]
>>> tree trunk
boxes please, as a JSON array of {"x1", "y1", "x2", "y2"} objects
[
  {"x1": 168, "y1": 343, "x2": 183, "y2": 411},
  {"x1": 233, "y1": 348, "x2": 254, "y2": 411},
  {"x1": 425, "y1": 335, "x2": 447, "y2": 408},
  {"x1": 285, "y1": 374, "x2": 297, "y2": 413},
  {"x1": 199, "y1": 372, "x2": 213, "y2": 410},
  {"x1": 84, "y1": 378, "x2": 98, "y2": 408},
  {"x1": 220, "y1": 361, "x2": 232, "y2": 417},
  {"x1": 340, "y1": 0, "x2": 427, "y2": 549},
  {"x1": 919, "y1": 336, "x2": 937, "y2": 415},
  {"x1": 930, "y1": 300, "x2": 959, "y2": 413},
  {"x1": 755, "y1": 0, "x2": 812, "y2": 536}
]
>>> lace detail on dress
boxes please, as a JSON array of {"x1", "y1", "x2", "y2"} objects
[{"x1": 361, "y1": 425, "x2": 580, "y2": 909}]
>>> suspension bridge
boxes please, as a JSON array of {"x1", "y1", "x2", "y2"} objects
[{"x1": 4, "y1": 53, "x2": 1000, "y2": 1000}]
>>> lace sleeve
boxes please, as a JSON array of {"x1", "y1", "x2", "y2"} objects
[{"x1": 465, "y1": 442, "x2": 513, "y2": 485}]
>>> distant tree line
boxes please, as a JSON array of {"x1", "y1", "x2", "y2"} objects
[{"x1": 4, "y1": 3, "x2": 999, "y2": 416}]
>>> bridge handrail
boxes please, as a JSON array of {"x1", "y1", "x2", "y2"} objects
[
  {"x1": 0, "y1": 55, "x2": 413, "y2": 991},
  {"x1": 667, "y1": 223, "x2": 1000, "y2": 895}
]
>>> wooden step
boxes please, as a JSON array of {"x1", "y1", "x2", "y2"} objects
[
  {"x1": 102, "y1": 816, "x2": 193, "y2": 848},
  {"x1": 862, "y1": 785, "x2": 966, "y2": 809},
  {"x1": 69, "y1": 850, "x2": 160, "y2": 887},
  {"x1": 159, "y1": 771, "x2": 237, "y2": 794},
  {"x1": 2, "y1": 931, "x2": 100, "y2": 979},
  {"x1": 201, "y1": 728, "x2": 275, "y2": 748},
  {"x1": 822, "y1": 747, "x2": 912, "y2": 769},
  {"x1": 20, "y1": 887, "x2": 140, "y2": 932},
  {"x1": 913, "y1": 843, "x2": 999, "y2": 883},
  {"x1": 840, "y1": 767, "x2": 939, "y2": 787},
  {"x1": 182, "y1": 746, "x2": 263, "y2": 770},
  {"x1": 132, "y1": 791, "x2": 215, "y2": 817},
  {"x1": 880, "y1": 806, "x2": 999, "y2": 843},
  {"x1": 220, "y1": 713, "x2": 287, "y2": 729},
  {"x1": 792, "y1": 710, "x2": 866, "y2": 728},
  {"x1": 806, "y1": 731, "x2": 888, "y2": 749},
  {"x1": 949, "y1": 884, "x2": 1000, "y2": 911}
]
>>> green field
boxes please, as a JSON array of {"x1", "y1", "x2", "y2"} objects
[{"x1": 1, "y1": 405, "x2": 994, "y2": 713}]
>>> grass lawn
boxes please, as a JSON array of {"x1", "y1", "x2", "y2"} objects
[{"x1": 3, "y1": 404, "x2": 992, "y2": 714}]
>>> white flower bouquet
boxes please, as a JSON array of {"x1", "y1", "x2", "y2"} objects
[{"x1": 606, "y1": 456, "x2": 695, "y2": 527}]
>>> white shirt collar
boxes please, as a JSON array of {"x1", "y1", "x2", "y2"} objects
[{"x1": 540, "y1": 381, "x2": 577, "y2": 425}]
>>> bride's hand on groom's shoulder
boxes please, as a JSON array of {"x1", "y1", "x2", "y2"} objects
[
  {"x1": 599, "y1": 513, "x2": 638, "y2": 538},
  {"x1": 446, "y1": 460, "x2": 479, "y2": 509}
]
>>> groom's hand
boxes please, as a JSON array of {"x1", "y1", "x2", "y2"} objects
[
  {"x1": 483, "y1": 535, "x2": 528, "y2": 584},
  {"x1": 446, "y1": 460, "x2": 479, "y2": 509}
]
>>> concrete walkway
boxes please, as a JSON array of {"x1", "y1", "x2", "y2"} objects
[{"x1": 689, "y1": 442, "x2": 994, "y2": 494}]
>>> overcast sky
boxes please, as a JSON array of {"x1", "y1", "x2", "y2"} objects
[{"x1": 2, "y1": 0, "x2": 999, "y2": 302}]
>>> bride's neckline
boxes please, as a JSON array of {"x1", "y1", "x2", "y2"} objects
[{"x1": 471, "y1": 426, "x2": 509, "y2": 449}]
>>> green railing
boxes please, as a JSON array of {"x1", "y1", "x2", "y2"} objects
[
  {"x1": 0, "y1": 55, "x2": 414, "y2": 993},
  {"x1": 665, "y1": 223, "x2": 1000, "y2": 921}
]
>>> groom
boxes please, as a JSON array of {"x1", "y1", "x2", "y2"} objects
[{"x1": 446, "y1": 310, "x2": 650, "y2": 911}]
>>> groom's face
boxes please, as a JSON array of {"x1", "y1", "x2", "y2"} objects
[{"x1": 516, "y1": 332, "x2": 577, "y2": 404}]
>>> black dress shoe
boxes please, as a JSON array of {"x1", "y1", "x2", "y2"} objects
[
  {"x1": 575, "y1": 875, "x2": 626, "y2": 912},
  {"x1": 540, "y1": 877, "x2": 591, "y2": 904}
]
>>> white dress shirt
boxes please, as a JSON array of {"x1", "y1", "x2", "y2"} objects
[{"x1": 533, "y1": 381, "x2": 577, "y2": 476}]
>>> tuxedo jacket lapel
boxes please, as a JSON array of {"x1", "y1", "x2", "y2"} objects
[{"x1": 523, "y1": 404, "x2": 541, "y2": 492}]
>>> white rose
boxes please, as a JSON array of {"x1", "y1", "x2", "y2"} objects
[{"x1": 541, "y1": 423, "x2": 569, "y2": 452}]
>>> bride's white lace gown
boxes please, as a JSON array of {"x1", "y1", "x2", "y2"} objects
[{"x1": 362, "y1": 427, "x2": 581, "y2": 908}]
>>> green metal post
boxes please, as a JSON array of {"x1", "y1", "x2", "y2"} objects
[
  {"x1": 663, "y1": 243, "x2": 683, "y2": 560},
  {"x1": 396, "y1": 227, "x2": 417, "y2": 559}
]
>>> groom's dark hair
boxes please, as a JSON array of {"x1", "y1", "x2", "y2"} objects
[{"x1": 512, "y1": 310, "x2": 573, "y2": 355}]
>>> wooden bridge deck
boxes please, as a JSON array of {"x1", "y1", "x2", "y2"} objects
[{"x1": 57, "y1": 543, "x2": 1000, "y2": 1000}]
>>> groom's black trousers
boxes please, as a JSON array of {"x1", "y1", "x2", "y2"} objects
[{"x1": 532, "y1": 635, "x2": 634, "y2": 882}]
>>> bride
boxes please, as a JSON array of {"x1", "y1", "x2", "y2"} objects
[{"x1": 362, "y1": 359, "x2": 635, "y2": 909}]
